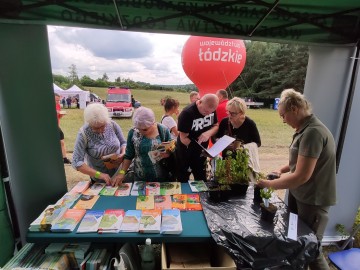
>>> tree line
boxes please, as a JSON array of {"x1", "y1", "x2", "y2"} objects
[{"x1": 53, "y1": 41, "x2": 308, "y2": 98}]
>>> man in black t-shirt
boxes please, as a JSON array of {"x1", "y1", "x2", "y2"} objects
[{"x1": 176, "y1": 94, "x2": 219, "y2": 182}]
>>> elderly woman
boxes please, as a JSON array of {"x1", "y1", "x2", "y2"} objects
[
  {"x1": 72, "y1": 103, "x2": 127, "y2": 185},
  {"x1": 257, "y1": 89, "x2": 336, "y2": 270},
  {"x1": 216, "y1": 97, "x2": 261, "y2": 157},
  {"x1": 112, "y1": 107, "x2": 172, "y2": 186}
]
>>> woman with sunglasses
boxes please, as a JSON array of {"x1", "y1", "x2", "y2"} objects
[
  {"x1": 72, "y1": 103, "x2": 127, "y2": 185},
  {"x1": 216, "y1": 97, "x2": 261, "y2": 157},
  {"x1": 112, "y1": 107, "x2": 172, "y2": 186}
]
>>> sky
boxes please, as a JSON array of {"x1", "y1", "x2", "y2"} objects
[{"x1": 47, "y1": 26, "x2": 193, "y2": 85}]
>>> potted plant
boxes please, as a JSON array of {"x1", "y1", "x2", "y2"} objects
[
  {"x1": 254, "y1": 172, "x2": 280, "y2": 202},
  {"x1": 214, "y1": 147, "x2": 251, "y2": 196},
  {"x1": 260, "y1": 187, "x2": 277, "y2": 222}
]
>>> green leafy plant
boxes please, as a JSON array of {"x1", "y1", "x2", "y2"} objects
[
  {"x1": 215, "y1": 147, "x2": 251, "y2": 185},
  {"x1": 260, "y1": 187, "x2": 274, "y2": 200}
]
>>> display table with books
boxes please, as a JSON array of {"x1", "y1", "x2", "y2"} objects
[{"x1": 27, "y1": 183, "x2": 211, "y2": 244}]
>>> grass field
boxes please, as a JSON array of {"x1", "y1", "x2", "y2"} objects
[{"x1": 61, "y1": 88, "x2": 293, "y2": 159}]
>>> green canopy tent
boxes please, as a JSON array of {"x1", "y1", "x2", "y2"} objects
[{"x1": 0, "y1": 0, "x2": 360, "y2": 265}]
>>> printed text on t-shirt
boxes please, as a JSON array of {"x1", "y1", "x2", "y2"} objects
[{"x1": 191, "y1": 113, "x2": 215, "y2": 131}]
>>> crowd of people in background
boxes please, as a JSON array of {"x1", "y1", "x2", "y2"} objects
[{"x1": 61, "y1": 96, "x2": 80, "y2": 109}]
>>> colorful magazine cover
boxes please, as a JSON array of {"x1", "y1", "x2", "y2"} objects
[
  {"x1": 99, "y1": 185, "x2": 118, "y2": 196},
  {"x1": 154, "y1": 195, "x2": 172, "y2": 210},
  {"x1": 114, "y1": 183, "x2": 133, "y2": 196},
  {"x1": 185, "y1": 194, "x2": 203, "y2": 211},
  {"x1": 171, "y1": 194, "x2": 187, "y2": 210},
  {"x1": 83, "y1": 182, "x2": 106, "y2": 196},
  {"x1": 160, "y1": 182, "x2": 181, "y2": 195},
  {"x1": 145, "y1": 182, "x2": 160, "y2": 195},
  {"x1": 73, "y1": 195, "x2": 100, "y2": 210},
  {"x1": 68, "y1": 181, "x2": 91, "y2": 194},
  {"x1": 188, "y1": 180, "x2": 209, "y2": 192},
  {"x1": 130, "y1": 181, "x2": 146, "y2": 196},
  {"x1": 136, "y1": 195, "x2": 155, "y2": 210}
]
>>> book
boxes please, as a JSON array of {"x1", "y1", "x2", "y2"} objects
[
  {"x1": 120, "y1": 210, "x2": 142, "y2": 232},
  {"x1": 188, "y1": 180, "x2": 209, "y2": 192},
  {"x1": 76, "y1": 210, "x2": 104, "y2": 233},
  {"x1": 83, "y1": 182, "x2": 106, "y2": 195},
  {"x1": 79, "y1": 251, "x2": 93, "y2": 270},
  {"x1": 56, "y1": 192, "x2": 81, "y2": 208},
  {"x1": 148, "y1": 141, "x2": 176, "y2": 164},
  {"x1": 139, "y1": 209, "x2": 161, "y2": 233},
  {"x1": 136, "y1": 195, "x2": 155, "y2": 210},
  {"x1": 146, "y1": 182, "x2": 160, "y2": 195},
  {"x1": 191, "y1": 134, "x2": 235, "y2": 158},
  {"x1": 39, "y1": 253, "x2": 70, "y2": 270},
  {"x1": 154, "y1": 195, "x2": 172, "y2": 210},
  {"x1": 161, "y1": 209, "x2": 183, "y2": 234},
  {"x1": 131, "y1": 181, "x2": 146, "y2": 196},
  {"x1": 160, "y1": 182, "x2": 181, "y2": 195},
  {"x1": 171, "y1": 194, "x2": 187, "y2": 210},
  {"x1": 98, "y1": 209, "x2": 125, "y2": 233},
  {"x1": 69, "y1": 181, "x2": 91, "y2": 194},
  {"x1": 72, "y1": 194, "x2": 100, "y2": 210},
  {"x1": 114, "y1": 182, "x2": 133, "y2": 196},
  {"x1": 99, "y1": 185, "x2": 118, "y2": 196},
  {"x1": 101, "y1": 153, "x2": 121, "y2": 169},
  {"x1": 186, "y1": 194, "x2": 203, "y2": 211},
  {"x1": 51, "y1": 208, "x2": 86, "y2": 232}
]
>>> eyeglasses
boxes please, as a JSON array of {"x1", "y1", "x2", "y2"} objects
[{"x1": 226, "y1": 110, "x2": 241, "y2": 117}]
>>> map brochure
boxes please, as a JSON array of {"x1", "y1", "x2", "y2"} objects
[
  {"x1": 161, "y1": 209, "x2": 182, "y2": 235},
  {"x1": 51, "y1": 208, "x2": 86, "y2": 232},
  {"x1": 76, "y1": 210, "x2": 104, "y2": 233},
  {"x1": 139, "y1": 209, "x2": 161, "y2": 233},
  {"x1": 120, "y1": 210, "x2": 142, "y2": 232},
  {"x1": 114, "y1": 182, "x2": 133, "y2": 196},
  {"x1": 55, "y1": 192, "x2": 81, "y2": 208},
  {"x1": 98, "y1": 209, "x2": 125, "y2": 233}
]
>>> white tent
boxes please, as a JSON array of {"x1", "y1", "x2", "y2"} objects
[
  {"x1": 54, "y1": 85, "x2": 90, "y2": 109},
  {"x1": 53, "y1": 83, "x2": 64, "y2": 92}
]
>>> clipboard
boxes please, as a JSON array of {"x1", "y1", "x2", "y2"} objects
[{"x1": 191, "y1": 135, "x2": 235, "y2": 158}]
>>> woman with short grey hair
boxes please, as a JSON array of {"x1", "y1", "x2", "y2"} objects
[
  {"x1": 112, "y1": 107, "x2": 172, "y2": 186},
  {"x1": 72, "y1": 103, "x2": 127, "y2": 185}
]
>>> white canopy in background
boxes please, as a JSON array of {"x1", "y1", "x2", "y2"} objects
[
  {"x1": 53, "y1": 83, "x2": 64, "y2": 91},
  {"x1": 54, "y1": 84, "x2": 90, "y2": 109}
]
